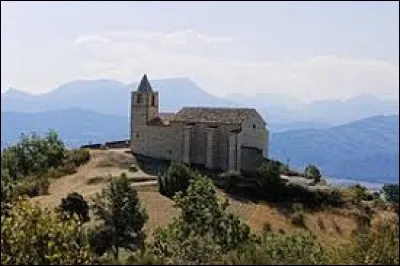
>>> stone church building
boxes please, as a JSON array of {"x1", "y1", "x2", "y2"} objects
[{"x1": 130, "y1": 74, "x2": 269, "y2": 172}]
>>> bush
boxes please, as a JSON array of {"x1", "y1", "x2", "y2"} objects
[
  {"x1": 280, "y1": 164, "x2": 304, "y2": 177},
  {"x1": 343, "y1": 216, "x2": 399, "y2": 265},
  {"x1": 1, "y1": 130, "x2": 67, "y2": 181},
  {"x1": 67, "y1": 148, "x2": 91, "y2": 167},
  {"x1": 88, "y1": 226, "x2": 114, "y2": 257},
  {"x1": 347, "y1": 184, "x2": 373, "y2": 205},
  {"x1": 13, "y1": 177, "x2": 50, "y2": 198},
  {"x1": 59, "y1": 192, "x2": 90, "y2": 223},
  {"x1": 304, "y1": 164, "x2": 322, "y2": 183},
  {"x1": 1, "y1": 169, "x2": 15, "y2": 214},
  {"x1": 220, "y1": 170, "x2": 243, "y2": 191},
  {"x1": 1, "y1": 198, "x2": 94, "y2": 265},
  {"x1": 382, "y1": 184, "x2": 399, "y2": 204},
  {"x1": 158, "y1": 162, "x2": 196, "y2": 198},
  {"x1": 227, "y1": 232, "x2": 326, "y2": 265}
]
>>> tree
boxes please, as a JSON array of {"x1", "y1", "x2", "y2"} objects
[
  {"x1": 150, "y1": 175, "x2": 253, "y2": 264},
  {"x1": 1, "y1": 130, "x2": 68, "y2": 181},
  {"x1": 59, "y1": 192, "x2": 90, "y2": 223},
  {"x1": 158, "y1": 162, "x2": 196, "y2": 198},
  {"x1": 382, "y1": 184, "x2": 399, "y2": 204},
  {"x1": 1, "y1": 198, "x2": 94, "y2": 265},
  {"x1": 92, "y1": 174, "x2": 148, "y2": 260},
  {"x1": 304, "y1": 164, "x2": 322, "y2": 183}
]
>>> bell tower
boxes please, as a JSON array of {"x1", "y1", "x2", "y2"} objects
[{"x1": 130, "y1": 74, "x2": 159, "y2": 143}]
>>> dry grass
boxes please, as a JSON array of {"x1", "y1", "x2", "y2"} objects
[{"x1": 29, "y1": 149, "x2": 387, "y2": 248}]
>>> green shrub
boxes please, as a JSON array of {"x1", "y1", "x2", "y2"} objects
[
  {"x1": 1, "y1": 198, "x2": 94, "y2": 265},
  {"x1": 280, "y1": 164, "x2": 304, "y2": 177},
  {"x1": 67, "y1": 148, "x2": 91, "y2": 167},
  {"x1": 158, "y1": 162, "x2": 196, "y2": 198},
  {"x1": 58, "y1": 161, "x2": 78, "y2": 175},
  {"x1": 304, "y1": 164, "x2": 322, "y2": 183},
  {"x1": 344, "y1": 216, "x2": 399, "y2": 265},
  {"x1": 382, "y1": 184, "x2": 399, "y2": 204},
  {"x1": 1, "y1": 169, "x2": 15, "y2": 214},
  {"x1": 220, "y1": 170, "x2": 243, "y2": 191},
  {"x1": 227, "y1": 232, "x2": 326, "y2": 265},
  {"x1": 88, "y1": 225, "x2": 114, "y2": 257},
  {"x1": 1, "y1": 130, "x2": 67, "y2": 181},
  {"x1": 59, "y1": 192, "x2": 90, "y2": 223},
  {"x1": 13, "y1": 177, "x2": 50, "y2": 198}
]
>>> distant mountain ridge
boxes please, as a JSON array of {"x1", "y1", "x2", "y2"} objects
[
  {"x1": 1, "y1": 108, "x2": 128, "y2": 148},
  {"x1": 269, "y1": 115, "x2": 399, "y2": 183},
  {"x1": 1, "y1": 108, "x2": 398, "y2": 183},
  {"x1": 2, "y1": 78, "x2": 398, "y2": 128}
]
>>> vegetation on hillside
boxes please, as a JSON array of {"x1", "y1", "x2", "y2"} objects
[
  {"x1": 382, "y1": 184, "x2": 399, "y2": 204},
  {"x1": 1, "y1": 131, "x2": 399, "y2": 265},
  {"x1": 1, "y1": 198, "x2": 94, "y2": 265},
  {"x1": 59, "y1": 192, "x2": 90, "y2": 223},
  {"x1": 157, "y1": 162, "x2": 196, "y2": 198},
  {"x1": 1, "y1": 130, "x2": 90, "y2": 201}
]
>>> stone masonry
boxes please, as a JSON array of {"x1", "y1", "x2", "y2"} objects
[{"x1": 130, "y1": 74, "x2": 269, "y2": 172}]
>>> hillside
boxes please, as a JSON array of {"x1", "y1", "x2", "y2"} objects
[
  {"x1": 270, "y1": 115, "x2": 399, "y2": 183},
  {"x1": 31, "y1": 149, "x2": 360, "y2": 247}
]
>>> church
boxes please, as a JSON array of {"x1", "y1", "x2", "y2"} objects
[{"x1": 130, "y1": 74, "x2": 269, "y2": 172}]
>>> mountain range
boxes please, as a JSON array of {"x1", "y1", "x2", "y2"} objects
[
  {"x1": 1, "y1": 78, "x2": 399, "y2": 183},
  {"x1": 2, "y1": 78, "x2": 398, "y2": 130}
]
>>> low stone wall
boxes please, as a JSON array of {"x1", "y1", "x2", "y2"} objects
[
  {"x1": 80, "y1": 143, "x2": 103, "y2": 149},
  {"x1": 105, "y1": 139, "x2": 130, "y2": 149},
  {"x1": 80, "y1": 139, "x2": 130, "y2": 150}
]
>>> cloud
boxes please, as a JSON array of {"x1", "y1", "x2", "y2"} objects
[
  {"x1": 74, "y1": 35, "x2": 110, "y2": 46},
  {"x1": 72, "y1": 30, "x2": 399, "y2": 102}
]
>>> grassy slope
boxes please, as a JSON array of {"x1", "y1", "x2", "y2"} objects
[{"x1": 29, "y1": 149, "x2": 366, "y2": 248}]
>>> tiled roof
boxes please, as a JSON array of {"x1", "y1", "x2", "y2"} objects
[{"x1": 171, "y1": 107, "x2": 263, "y2": 124}]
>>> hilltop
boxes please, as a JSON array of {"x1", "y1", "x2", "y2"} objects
[{"x1": 29, "y1": 148, "x2": 379, "y2": 246}]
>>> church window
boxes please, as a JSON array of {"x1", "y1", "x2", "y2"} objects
[
  {"x1": 136, "y1": 94, "x2": 142, "y2": 104},
  {"x1": 136, "y1": 132, "x2": 139, "y2": 138},
  {"x1": 253, "y1": 124, "x2": 256, "y2": 129},
  {"x1": 151, "y1": 94, "x2": 155, "y2": 106}
]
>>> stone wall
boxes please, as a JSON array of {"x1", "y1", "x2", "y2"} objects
[
  {"x1": 105, "y1": 139, "x2": 130, "y2": 149},
  {"x1": 131, "y1": 122, "x2": 183, "y2": 162},
  {"x1": 241, "y1": 146, "x2": 264, "y2": 171},
  {"x1": 239, "y1": 112, "x2": 268, "y2": 158}
]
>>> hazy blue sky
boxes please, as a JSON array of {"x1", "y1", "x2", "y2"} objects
[{"x1": 1, "y1": 1, "x2": 399, "y2": 102}]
